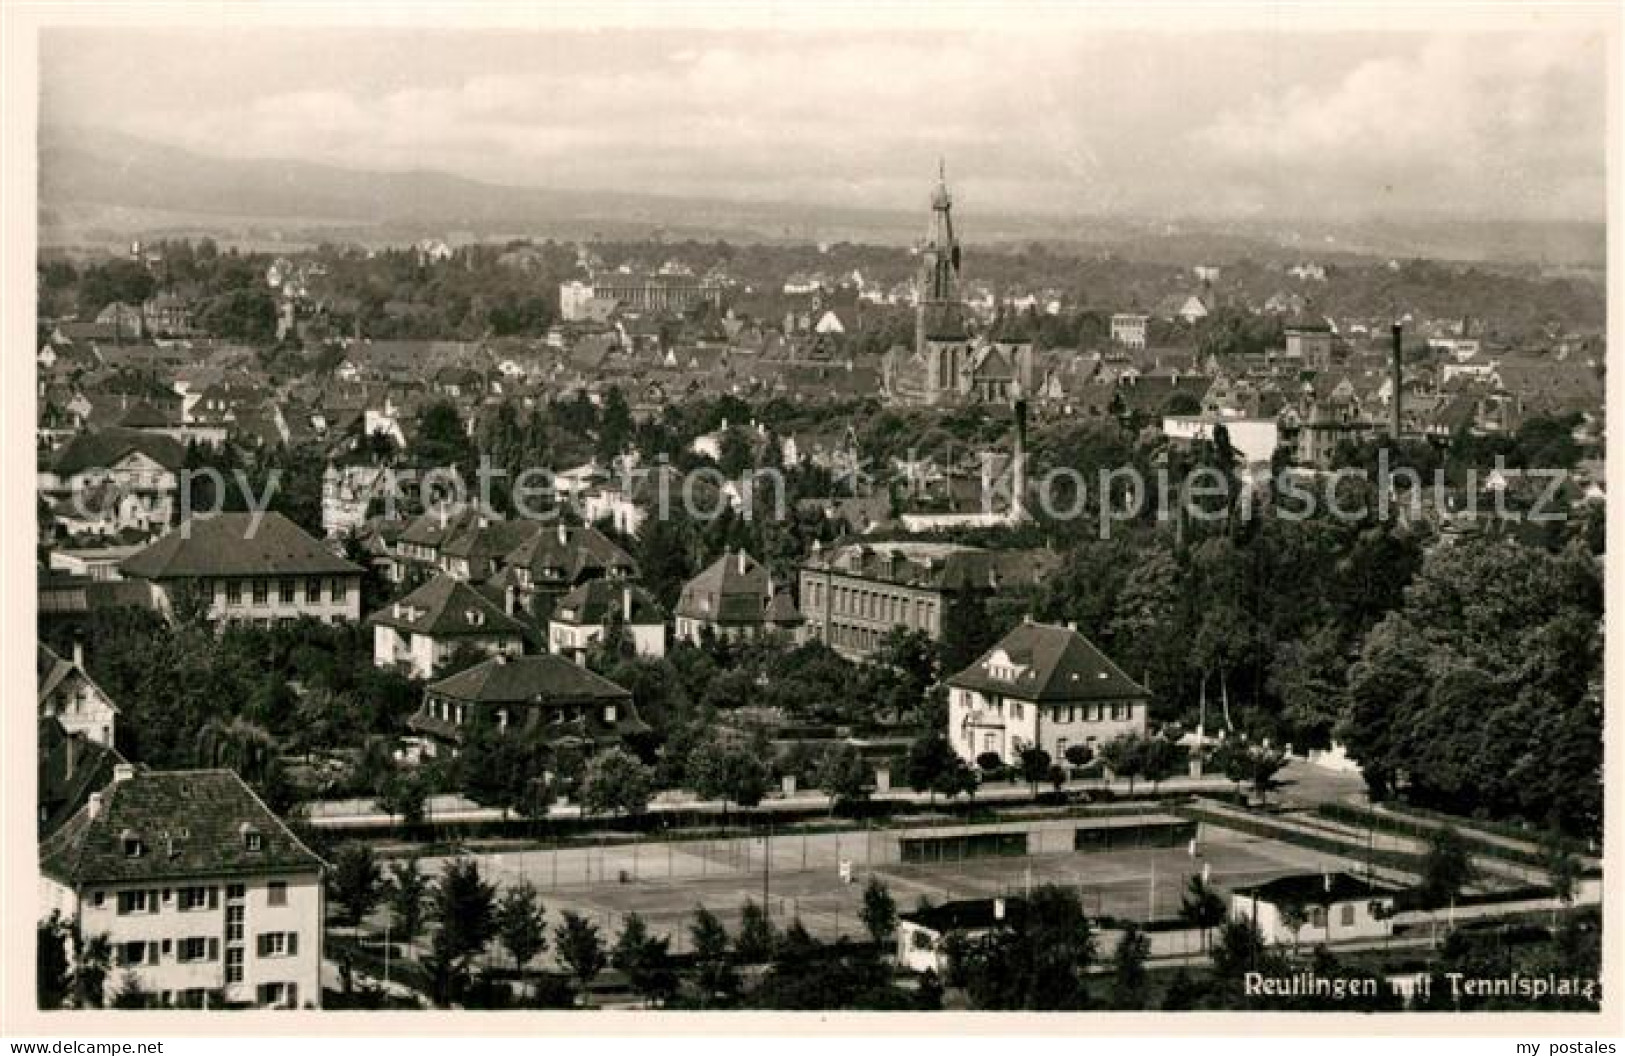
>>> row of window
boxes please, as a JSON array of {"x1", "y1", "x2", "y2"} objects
[
  {"x1": 424, "y1": 698, "x2": 618, "y2": 728},
  {"x1": 109, "y1": 882, "x2": 285, "y2": 915},
  {"x1": 115, "y1": 932, "x2": 295, "y2": 967},
  {"x1": 215, "y1": 577, "x2": 349, "y2": 607},
  {"x1": 805, "y1": 580, "x2": 938, "y2": 630},
  {"x1": 818, "y1": 621, "x2": 896, "y2": 655},
  {"x1": 968, "y1": 696, "x2": 1135, "y2": 724}
]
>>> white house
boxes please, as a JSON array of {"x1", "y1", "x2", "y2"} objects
[
  {"x1": 548, "y1": 579, "x2": 667, "y2": 661},
  {"x1": 945, "y1": 620, "x2": 1149, "y2": 766},
  {"x1": 38, "y1": 767, "x2": 327, "y2": 1009},
  {"x1": 1229, "y1": 873, "x2": 1398, "y2": 948},
  {"x1": 37, "y1": 641, "x2": 118, "y2": 748},
  {"x1": 367, "y1": 573, "x2": 527, "y2": 679}
]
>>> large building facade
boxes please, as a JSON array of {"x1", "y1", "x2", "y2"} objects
[
  {"x1": 120, "y1": 513, "x2": 364, "y2": 627},
  {"x1": 799, "y1": 541, "x2": 1056, "y2": 660}
]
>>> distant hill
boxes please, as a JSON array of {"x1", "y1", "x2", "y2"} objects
[{"x1": 38, "y1": 125, "x2": 1604, "y2": 267}]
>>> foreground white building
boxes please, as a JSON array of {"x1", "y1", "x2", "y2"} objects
[{"x1": 39, "y1": 767, "x2": 326, "y2": 1009}]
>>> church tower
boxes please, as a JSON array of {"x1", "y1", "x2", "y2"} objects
[{"x1": 916, "y1": 161, "x2": 969, "y2": 402}]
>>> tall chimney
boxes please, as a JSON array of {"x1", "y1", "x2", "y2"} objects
[
  {"x1": 1390, "y1": 322, "x2": 1404, "y2": 440},
  {"x1": 72, "y1": 634, "x2": 85, "y2": 671},
  {"x1": 622, "y1": 584, "x2": 633, "y2": 623}
]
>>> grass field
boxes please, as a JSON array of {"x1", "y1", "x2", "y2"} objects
[{"x1": 411, "y1": 820, "x2": 1361, "y2": 962}]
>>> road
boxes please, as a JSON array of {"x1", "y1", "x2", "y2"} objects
[{"x1": 303, "y1": 756, "x2": 1365, "y2": 830}]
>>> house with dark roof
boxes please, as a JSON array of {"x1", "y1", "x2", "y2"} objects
[
  {"x1": 946, "y1": 619, "x2": 1149, "y2": 766},
  {"x1": 408, "y1": 653, "x2": 641, "y2": 757},
  {"x1": 439, "y1": 517, "x2": 544, "y2": 584},
  {"x1": 1229, "y1": 872, "x2": 1398, "y2": 947},
  {"x1": 548, "y1": 579, "x2": 667, "y2": 661},
  {"x1": 674, "y1": 549, "x2": 803, "y2": 644},
  {"x1": 38, "y1": 767, "x2": 326, "y2": 1009},
  {"x1": 499, "y1": 523, "x2": 638, "y2": 616},
  {"x1": 38, "y1": 641, "x2": 118, "y2": 748},
  {"x1": 120, "y1": 512, "x2": 364, "y2": 626},
  {"x1": 367, "y1": 573, "x2": 527, "y2": 679},
  {"x1": 38, "y1": 427, "x2": 186, "y2": 537},
  {"x1": 38, "y1": 716, "x2": 126, "y2": 838}
]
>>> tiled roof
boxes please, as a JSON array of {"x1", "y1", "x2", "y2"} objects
[
  {"x1": 120, "y1": 512, "x2": 363, "y2": 580},
  {"x1": 675, "y1": 549, "x2": 776, "y2": 624},
  {"x1": 948, "y1": 620, "x2": 1149, "y2": 703},
  {"x1": 504, "y1": 524, "x2": 636, "y2": 581},
  {"x1": 552, "y1": 579, "x2": 666, "y2": 626},
  {"x1": 441, "y1": 519, "x2": 543, "y2": 563},
  {"x1": 427, "y1": 653, "x2": 632, "y2": 704},
  {"x1": 39, "y1": 769, "x2": 324, "y2": 886},
  {"x1": 367, "y1": 573, "x2": 528, "y2": 637},
  {"x1": 49, "y1": 428, "x2": 186, "y2": 477}
]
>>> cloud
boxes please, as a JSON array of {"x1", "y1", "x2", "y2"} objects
[
  {"x1": 1189, "y1": 33, "x2": 1604, "y2": 219},
  {"x1": 41, "y1": 28, "x2": 1607, "y2": 220}
]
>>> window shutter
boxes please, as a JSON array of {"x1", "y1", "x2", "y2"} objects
[
  {"x1": 147, "y1": 942, "x2": 160, "y2": 964},
  {"x1": 208, "y1": 886, "x2": 219, "y2": 909},
  {"x1": 150, "y1": 889, "x2": 161, "y2": 913},
  {"x1": 257, "y1": 934, "x2": 269, "y2": 957},
  {"x1": 208, "y1": 938, "x2": 220, "y2": 961},
  {"x1": 287, "y1": 932, "x2": 298, "y2": 956}
]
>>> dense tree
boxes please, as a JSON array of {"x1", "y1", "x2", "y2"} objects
[
  {"x1": 387, "y1": 859, "x2": 429, "y2": 946},
  {"x1": 610, "y1": 913, "x2": 677, "y2": 1006},
  {"x1": 815, "y1": 743, "x2": 871, "y2": 813},
  {"x1": 495, "y1": 881, "x2": 548, "y2": 975},
  {"x1": 735, "y1": 899, "x2": 775, "y2": 964},
  {"x1": 330, "y1": 844, "x2": 384, "y2": 930},
  {"x1": 579, "y1": 747, "x2": 654, "y2": 818},
  {"x1": 1109, "y1": 922, "x2": 1151, "y2": 1009},
  {"x1": 689, "y1": 906, "x2": 738, "y2": 1006},
  {"x1": 554, "y1": 911, "x2": 608, "y2": 998},
  {"x1": 426, "y1": 858, "x2": 497, "y2": 1004},
  {"x1": 1418, "y1": 826, "x2": 1475, "y2": 909},
  {"x1": 948, "y1": 885, "x2": 1096, "y2": 1010},
  {"x1": 860, "y1": 876, "x2": 898, "y2": 947}
]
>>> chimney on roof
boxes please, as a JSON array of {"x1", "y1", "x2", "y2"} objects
[
  {"x1": 558, "y1": 523, "x2": 568, "y2": 545},
  {"x1": 113, "y1": 763, "x2": 135, "y2": 784},
  {"x1": 737, "y1": 550, "x2": 747, "y2": 574},
  {"x1": 72, "y1": 633, "x2": 85, "y2": 671},
  {"x1": 623, "y1": 584, "x2": 633, "y2": 623},
  {"x1": 504, "y1": 585, "x2": 517, "y2": 617},
  {"x1": 87, "y1": 791, "x2": 104, "y2": 821},
  {"x1": 574, "y1": 649, "x2": 588, "y2": 668}
]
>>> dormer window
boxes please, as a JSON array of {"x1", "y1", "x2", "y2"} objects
[
  {"x1": 604, "y1": 704, "x2": 618, "y2": 723},
  {"x1": 241, "y1": 823, "x2": 263, "y2": 852},
  {"x1": 121, "y1": 830, "x2": 144, "y2": 858}
]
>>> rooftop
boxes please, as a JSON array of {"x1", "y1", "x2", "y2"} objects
[
  {"x1": 948, "y1": 620, "x2": 1149, "y2": 703},
  {"x1": 120, "y1": 512, "x2": 363, "y2": 581},
  {"x1": 39, "y1": 768, "x2": 324, "y2": 886}
]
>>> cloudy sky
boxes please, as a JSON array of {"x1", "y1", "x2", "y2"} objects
[{"x1": 40, "y1": 22, "x2": 1608, "y2": 222}]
